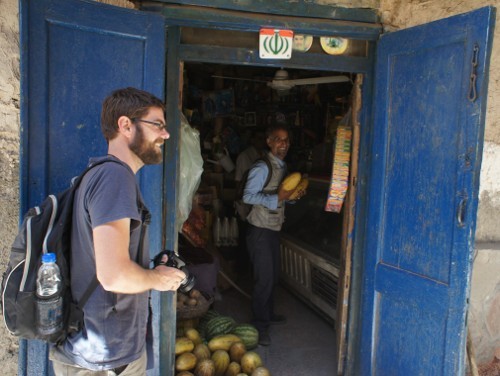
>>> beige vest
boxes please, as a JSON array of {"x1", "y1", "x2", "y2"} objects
[{"x1": 247, "y1": 152, "x2": 286, "y2": 231}]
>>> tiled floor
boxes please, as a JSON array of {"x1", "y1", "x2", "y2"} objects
[{"x1": 212, "y1": 281, "x2": 338, "y2": 376}]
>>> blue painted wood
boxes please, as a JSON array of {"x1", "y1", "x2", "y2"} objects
[
  {"x1": 144, "y1": 0, "x2": 379, "y2": 23},
  {"x1": 359, "y1": 7, "x2": 495, "y2": 375},
  {"x1": 146, "y1": 4, "x2": 381, "y2": 40},
  {"x1": 19, "y1": 0, "x2": 166, "y2": 375},
  {"x1": 344, "y1": 64, "x2": 377, "y2": 375},
  {"x1": 178, "y1": 45, "x2": 373, "y2": 73},
  {"x1": 158, "y1": 26, "x2": 183, "y2": 376}
]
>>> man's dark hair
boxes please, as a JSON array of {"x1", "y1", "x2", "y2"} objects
[
  {"x1": 265, "y1": 123, "x2": 289, "y2": 139},
  {"x1": 101, "y1": 87, "x2": 165, "y2": 142}
]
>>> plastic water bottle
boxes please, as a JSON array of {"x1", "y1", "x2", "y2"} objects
[{"x1": 36, "y1": 253, "x2": 63, "y2": 336}]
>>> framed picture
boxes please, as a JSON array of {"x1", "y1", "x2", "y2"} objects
[
  {"x1": 244, "y1": 112, "x2": 256, "y2": 127},
  {"x1": 202, "y1": 89, "x2": 235, "y2": 120}
]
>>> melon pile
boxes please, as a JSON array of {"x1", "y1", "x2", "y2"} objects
[{"x1": 175, "y1": 309, "x2": 271, "y2": 376}]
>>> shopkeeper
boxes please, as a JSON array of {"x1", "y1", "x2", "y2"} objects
[{"x1": 242, "y1": 124, "x2": 306, "y2": 346}]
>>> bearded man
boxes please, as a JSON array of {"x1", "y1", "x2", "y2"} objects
[{"x1": 50, "y1": 87, "x2": 186, "y2": 375}]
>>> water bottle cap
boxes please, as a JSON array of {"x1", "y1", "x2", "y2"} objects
[{"x1": 42, "y1": 253, "x2": 56, "y2": 263}]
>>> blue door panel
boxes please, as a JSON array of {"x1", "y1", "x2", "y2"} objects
[
  {"x1": 20, "y1": 0, "x2": 166, "y2": 375},
  {"x1": 382, "y1": 39, "x2": 465, "y2": 284},
  {"x1": 360, "y1": 6, "x2": 495, "y2": 375},
  {"x1": 46, "y1": 23, "x2": 146, "y2": 190},
  {"x1": 375, "y1": 291, "x2": 447, "y2": 375}
]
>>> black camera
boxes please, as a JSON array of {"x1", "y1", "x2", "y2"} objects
[{"x1": 153, "y1": 250, "x2": 195, "y2": 294}]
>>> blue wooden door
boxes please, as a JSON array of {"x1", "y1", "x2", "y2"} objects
[
  {"x1": 19, "y1": 0, "x2": 166, "y2": 374},
  {"x1": 359, "y1": 7, "x2": 495, "y2": 375}
]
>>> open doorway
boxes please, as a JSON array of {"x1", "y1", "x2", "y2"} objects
[{"x1": 178, "y1": 61, "x2": 360, "y2": 375}]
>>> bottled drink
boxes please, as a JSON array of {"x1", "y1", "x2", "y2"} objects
[
  {"x1": 230, "y1": 217, "x2": 239, "y2": 246},
  {"x1": 36, "y1": 253, "x2": 63, "y2": 336},
  {"x1": 221, "y1": 217, "x2": 230, "y2": 246},
  {"x1": 213, "y1": 217, "x2": 221, "y2": 247}
]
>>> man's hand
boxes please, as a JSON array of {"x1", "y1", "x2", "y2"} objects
[
  {"x1": 293, "y1": 187, "x2": 307, "y2": 200},
  {"x1": 278, "y1": 186, "x2": 294, "y2": 201},
  {"x1": 152, "y1": 264, "x2": 187, "y2": 292}
]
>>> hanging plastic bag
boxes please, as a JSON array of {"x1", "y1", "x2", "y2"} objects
[{"x1": 177, "y1": 113, "x2": 204, "y2": 232}]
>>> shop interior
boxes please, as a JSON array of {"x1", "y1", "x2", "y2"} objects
[{"x1": 176, "y1": 61, "x2": 356, "y2": 375}]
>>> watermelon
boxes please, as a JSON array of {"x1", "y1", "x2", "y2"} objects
[
  {"x1": 205, "y1": 316, "x2": 236, "y2": 340},
  {"x1": 198, "y1": 309, "x2": 220, "y2": 339},
  {"x1": 231, "y1": 324, "x2": 259, "y2": 350}
]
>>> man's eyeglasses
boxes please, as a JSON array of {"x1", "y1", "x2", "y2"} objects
[
  {"x1": 270, "y1": 136, "x2": 290, "y2": 144},
  {"x1": 133, "y1": 118, "x2": 167, "y2": 131}
]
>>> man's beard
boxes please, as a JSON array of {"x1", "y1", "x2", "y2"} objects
[{"x1": 130, "y1": 124, "x2": 164, "y2": 165}]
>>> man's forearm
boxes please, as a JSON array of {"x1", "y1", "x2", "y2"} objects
[{"x1": 97, "y1": 259, "x2": 160, "y2": 294}]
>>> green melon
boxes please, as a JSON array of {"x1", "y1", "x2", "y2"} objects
[
  {"x1": 230, "y1": 324, "x2": 259, "y2": 350},
  {"x1": 205, "y1": 316, "x2": 236, "y2": 340},
  {"x1": 198, "y1": 309, "x2": 221, "y2": 339}
]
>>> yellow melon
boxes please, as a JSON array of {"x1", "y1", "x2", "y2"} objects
[
  {"x1": 240, "y1": 352, "x2": 263, "y2": 375},
  {"x1": 281, "y1": 172, "x2": 301, "y2": 191},
  {"x1": 211, "y1": 350, "x2": 230, "y2": 376},
  {"x1": 289, "y1": 177, "x2": 309, "y2": 200},
  {"x1": 176, "y1": 352, "x2": 197, "y2": 372},
  {"x1": 175, "y1": 337, "x2": 195, "y2": 355}
]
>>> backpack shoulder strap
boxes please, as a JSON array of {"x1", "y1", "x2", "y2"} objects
[
  {"x1": 77, "y1": 277, "x2": 99, "y2": 309},
  {"x1": 262, "y1": 155, "x2": 273, "y2": 189},
  {"x1": 71, "y1": 157, "x2": 123, "y2": 190}
]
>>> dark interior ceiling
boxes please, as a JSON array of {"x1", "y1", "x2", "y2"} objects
[
  {"x1": 185, "y1": 62, "x2": 352, "y2": 81},
  {"x1": 184, "y1": 62, "x2": 354, "y2": 98}
]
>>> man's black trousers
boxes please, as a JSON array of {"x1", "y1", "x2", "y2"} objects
[{"x1": 246, "y1": 223, "x2": 281, "y2": 331}]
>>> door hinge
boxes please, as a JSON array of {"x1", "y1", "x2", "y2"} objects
[
  {"x1": 468, "y1": 44, "x2": 479, "y2": 102},
  {"x1": 457, "y1": 195, "x2": 468, "y2": 227}
]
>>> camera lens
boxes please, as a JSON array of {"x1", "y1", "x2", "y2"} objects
[
  {"x1": 178, "y1": 268, "x2": 195, "y2": 293},
  {"x1": 154, "y1": 250, "x2": 196, "y2": 293}
]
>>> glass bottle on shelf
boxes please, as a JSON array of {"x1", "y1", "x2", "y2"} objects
[
  {"x1": 213, "y1": 217, "x2": 221, "y2": 247},
  {"x1": 230, "y1": 217, "x2": 239, "y2": 246},
  {"x1": 221, "y1": 217, "x2": 230, "y2": 247}
]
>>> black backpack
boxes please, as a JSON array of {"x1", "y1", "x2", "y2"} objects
[
  {"x1": 1, "y1": 158, "x2": 121, "y2": 344},
  {"x1": 234, "y1": 156, "x2": 272, "y2": 220}
]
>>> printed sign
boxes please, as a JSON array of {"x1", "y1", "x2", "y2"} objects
[
  {"x1": 325, "y1": 125, "x2": 352, "y2": 213},
  {"x1": 259, "y1": 29, "x2": 293, "y2": 59}
]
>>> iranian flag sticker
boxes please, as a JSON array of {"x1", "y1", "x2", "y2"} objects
[{"x1": 259, "y1": 29, "x2": 294, "y2": 59}]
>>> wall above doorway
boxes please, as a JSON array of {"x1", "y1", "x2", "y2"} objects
[{"x1": 141, "y1": 0, "x2": 380, "y2": 22}]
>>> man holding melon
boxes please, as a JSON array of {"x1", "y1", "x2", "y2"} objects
[{"x1": 242, "y1": 124, "x2": 307, "y2": 346}]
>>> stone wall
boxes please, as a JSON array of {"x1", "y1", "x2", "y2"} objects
[{"x1": 0, "y1": 0, "x2": 21, "y2": 373}]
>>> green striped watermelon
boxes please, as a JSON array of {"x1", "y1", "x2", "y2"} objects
[
  {"x1": 205, "y1": 316, "x2": 236, "y2": 340},
  {"x1": 231, "y1": 323, "x2": 259, "y2": 350},
  {"x1": 197, "y1": 309, "x2": 220, "y2": 339}
]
